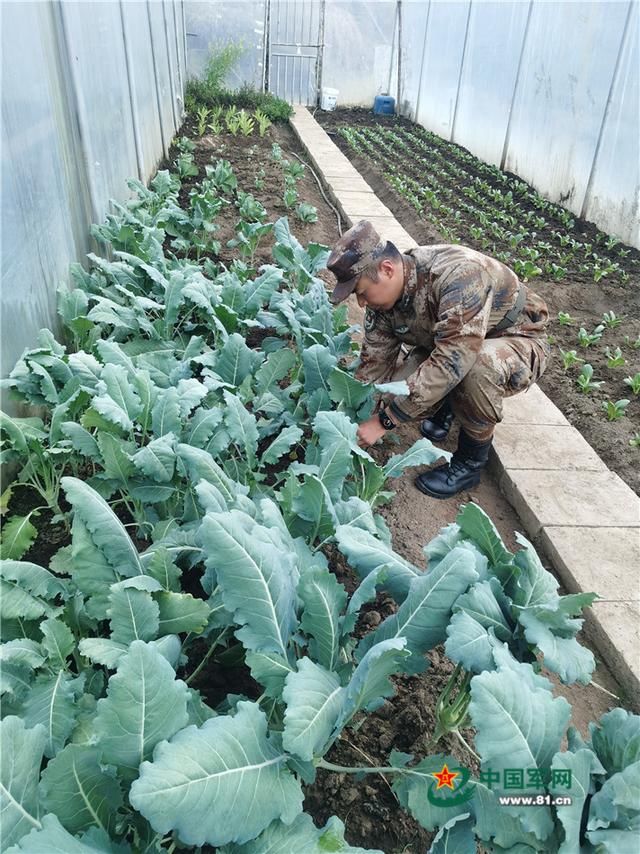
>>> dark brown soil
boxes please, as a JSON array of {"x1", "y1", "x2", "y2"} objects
[{"x1": 316, "y1": 108, "x2": 640, "y2": 494}]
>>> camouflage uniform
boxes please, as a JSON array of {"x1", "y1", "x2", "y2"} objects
[{"x1": 355, "y1": 245, "x2": 550, "y2": 442}]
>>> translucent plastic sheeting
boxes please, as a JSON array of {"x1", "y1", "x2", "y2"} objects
[
  {"x1": 583, "y1": 1, "x2": 639, "y2": 247},
  {"x1": 186, "y1": 1, "x2": 266, "y2": 90},
  {"x1": 1, "y1": 2, "x2": 84, "y2": 382},
  {"x1": 322, "y1": 0, "x2": 397, "y2": 106},
  {"x1": 269, "y1": 0, "x2": 323, "y2": 105},
  {"x1": 449, "y1": 1, "x2": 530, "y2": 170},
  {"x1": 1, "y1": 0, "x2": 184, "y2": 397},
  {"x1": 503, "y1": 1, "x2": 630, "y2": 222}
]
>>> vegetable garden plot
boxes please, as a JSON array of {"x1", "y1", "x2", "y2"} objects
[
  {"x1": 0, "y1": 113, "x2": 637, "y2": 854},
  {"x1": 317, "y1": 109, "x2": 640, "y2": 495}
]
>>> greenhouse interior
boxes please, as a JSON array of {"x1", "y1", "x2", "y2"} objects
[{"x1": 1, "y1": 1, "x2": 639, "y2": 852}]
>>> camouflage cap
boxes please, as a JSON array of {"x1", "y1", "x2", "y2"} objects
[{"x1": 326, "y1": 220, "x2": 388, "y2": 303}]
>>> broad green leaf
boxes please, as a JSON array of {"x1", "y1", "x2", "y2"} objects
[
  {"x1": 244, "y1": 266, "x2": 284, "y2": 312},
  {"x1": 452, "y1": 578, "x2": 513, "y2": 641},
  {"x1": 318, "y1": 441, "x2": 352, "y2": 500},
  {"x1": 40, "y1": 618, "x2": 75, "y2": 668},
  {"x1": 510, "y1": 533, "x2": 558, "y2": 608},
  {"x1": 328, "y1": 367, "x2": 371, "y2": 411},
  {"x1": 129, "y1": 701, "x2": 303, "y2": 847},
  {"x1": 186, "y1": 689, "x2": 217, "y2": 727},
  {"x1": 200, "y1": 511, "x2": 298, "y2": 658},
  {"x1": 215, "y1": 333, "x2": 259, "y2": 387},
  {"x1": 177, "y1": 444, "x2": 244, "y2": 505},
  {"x1": 334, "y1": 638, "x2": 410, "y2": 732},
  {"x1": 22, "y1": 672, "x2": 83, "y2": 758},
  {"x1": 39, "y1": 744, "x2": 123, "y2": 835},
  {"x1": 131, "y1": 434, "x2": 176, "y2": 482},
  {"x1": 96, "y1": 433, "x2": 135, "y2": 485},
  {"x1": 151, "y1": 387, "x2": 182, "y2": 437},
  {"x1": 518, "y1": 608, "x2": 595, "y2": 684},
  {"x1": 313, "y1": 410, "x2": 372, "y2": 459},
  {"x1": 0, "y1": 412, "x2": 46, "y2": 451},
  {"x1": 144, "y1": 547, "x2": 181, "y2": 591},
  {"x1": 457, "y1": 503, "x2": 513, "y2": 567},
  {"x1": 299, "y1": 568, "x2": 347, "y2": 671},
  {"x1": 358, "y1": 548, "x2": 478, "y2": 670},
  {"x1": 255, "y1": 347, "x2": 296, "y2": 394},
  {"x1": 303, "y1": 344, "x2": 337, "y2": 394},
  {"x1": 0, "y1": 514, "x2": 38, "y2": 560},
  {"x1": 391, "y1": 751, "x2": 470, "y2": 832},
  {"x1": 383, "y1": 438, "x2": 451, "y2": 478},
  {"x1": 93, "y1": 641, "x2": 189, "y2": 774},
  {"x1": 587, "y1": 824, "x2": 640, "y2": 854},
  {"x1": 186, "y1": 406, "x2": 224, "y2": 448},
  {"x1": 246, "y1": 651, "x2": 295, "y2": 699},
  {"x1": 156, "y1": 591, "x2": 210, "y2": 635},
  {"x1": 0, "y1": 716, "x2": 46, "y2": 847},
  {"x1": 175, "y1": 378, "x2": 207, "y2": 417},
  {"x1": 69, "y1": 517, "x2": 118, "y2": 619},
  {"x1": 62, "y1": 477, "x2": 143, "y2": 577},
  {"x1": 224, "y1": 390, "x2": 258, "y2": 466},
  {"x1": 470, "y1": 668, "x2": 570, "y2": 772},
  {"x1": 334, "y1": 524, "x2": 422, "y2": 603},
  {"x1": 0, "y1": 561, "x2": 66, "y2": 621},
  {"x1": 548, "y1": 748, "x2": 604, "y2": 853},
  {"x1": 429, "y1": 814, "x2": 475, "y2": 854},
  {"x1": 0, "y1": 639, "x2": 44, "y2": 670},
  {"x1": 445, "y1": 611, "x2": 497, "y2": 673},
  {"x1": 92, "y1": 364, "x2": 142, "y2": 431},
  {"x1": 283, "y1": 658, "x2": 344, "y2": 760},
  {"x1": 590, "y1": 708, "x2": 640, "y2": 776},
  {"x1": 261, "y1": 425, "x2": 303, "y2": 465},
  {"x1": 219, "y1": 812, "x2": 384, "y2": 853},
  {"x1": 469, "y1": 667, "x2": 569, "y2": 841},
  {"x1": 471, "y1": 782, "x2": 550, "y2": 851},
  {"x1": 78, "y1": 638, "x2": 128, "y2": 668},
  {"x1": 108, "y1": 582, "x2": 160, "y2": 644},
  {"x1": 588, "y1": 760, "x2": 640, "y2": 830}
]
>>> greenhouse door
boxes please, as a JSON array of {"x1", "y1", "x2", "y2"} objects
[{"x1": 267, "y1": 0, "x2": 325, "y2": 106}]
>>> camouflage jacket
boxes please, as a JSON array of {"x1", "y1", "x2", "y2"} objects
[{"x1": 355, "y1": 244, "x2": 549, "y2": 419}]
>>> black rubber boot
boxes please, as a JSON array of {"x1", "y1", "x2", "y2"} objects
[
  {"x1": 415, "y1": 430, "x2": 492, "y2": 499},
  {"x1": 419, "y1": 399, "x2": 454, "y2": 442}
]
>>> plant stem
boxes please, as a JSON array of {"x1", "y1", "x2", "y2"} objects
[
  {"x1": 185, "y1": 627, "x2": 231, "y2": 685},
  {"x1": 316, "y1": 759, "x2": 396, "y2": 775}
]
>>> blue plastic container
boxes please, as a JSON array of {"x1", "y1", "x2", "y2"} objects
[{"x1": 373, "y1": 94, "x2": 395, "y2": 115}]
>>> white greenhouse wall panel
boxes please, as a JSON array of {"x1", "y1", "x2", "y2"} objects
[
  {"x1": 451, "y1": 1, "x2": 530, "y2": 169},
  {"x1": 397, "y1": 0, "x2": 428, "y2": 115},
  {"x1": 582, "y1": 1, "x2": 639, "y2": 247},
  {"x1": 322, "y1": 1, "x2": 398, "y2": 106},
  {"x1": 503, "y1": 1, "x2": 629, "y2": 219},
  {"x1": 186, "y1": 1, "x2": 266, "y2": 90},
  {"x1": 1, "y1": 0, "x2": 184, "y2": 400},
  {"x1": 1, "y1": 3, "x2": 83, "y2": 380},
  {"x1": 413, "y1": 0, "x2": 470, "y2": 140}
]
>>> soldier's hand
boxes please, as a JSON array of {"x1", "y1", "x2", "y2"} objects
[{"x1": 357, "y1": 416, "x2": 388, "y2": 447}]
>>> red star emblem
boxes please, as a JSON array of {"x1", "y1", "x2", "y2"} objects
[{"x1": 432, "y1": 763, "x2": 459, "y2": 790}]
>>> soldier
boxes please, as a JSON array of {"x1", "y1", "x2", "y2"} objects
[{"x1": 327, "y1": 220, "x2": 550, "y2": 499}]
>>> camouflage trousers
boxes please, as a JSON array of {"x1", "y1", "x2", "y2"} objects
[{"x1": 395, "y1": 337, "x2": 551, "y2": 442}]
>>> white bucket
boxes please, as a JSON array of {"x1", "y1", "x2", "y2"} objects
[{"x1": 320, "y1": 87, "x2": 338, "y2": 111}]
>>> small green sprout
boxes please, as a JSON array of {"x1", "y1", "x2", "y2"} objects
[
  {"x1": 577, "y1": 325, "x2": 604, "y2": 347},
  {"x1": 559, "y1": 348, "x2": 584, "y2": 370},
  {"x1": 601, "y1": 310, "x2": 623, "y2": 329},
  {"x1": 623, "y1": 373, "x2": 640, "y2": 395},
  {"x1": 295, "y1": 203, "x2": 318, "y2": 223},
  {"x1": 576, "y1": 364, "x2": 604, "y2": 394},
  {"x1": 604, "y1": 346, "x2": 626, "y2": 368},
  {"x1": 623, "y1": 334, "x2": 640, "y2": 350},
  {"x1": 601, "y1": 399, "x2": 630, "y2": 421},
  {"x1": 629, "y1": 433, "x2": 640, "y2": 448},
  {"x1": 557, "y1": 311, "x2": 575, "y2": 326}
]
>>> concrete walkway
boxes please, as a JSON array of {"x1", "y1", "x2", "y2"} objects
[{"x1": 290, "y1": 106, "x2": 640, "y2": 702}]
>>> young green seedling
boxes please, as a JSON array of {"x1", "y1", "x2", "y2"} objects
[
  {"x1": 604, "y1": 346, "x2": 626, "y2": 368},
  {"x1": 601, "y1": 310, "x2": 623, "y2": 329},
  {"x1": 623, "y1": 373, "x2": 640, "y2": 395},
  {"x1": 624, "y1": 334, "x2": 640, "y2": 350},
  {"x1": 629, "y1": 432, "x2": 640, "y2": 448},
  {"x1": 576, "y1": 364, "x2": 604, "y2": 393},
  {"x1": 601, "y1": 399, "x2": 630, "y2": 421},
  {"x1": 559, "y1": 348, "x2": 584, "y2": 370},
  {"x1": 196, "y1": 106, "x2": 210, "y2": 135},
  {"x1": 557, "y1": 311, "x2": 574, "y2": 326},
  {"x1": 577, "y1": 324, "x2": 604, "y2": 347}
]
